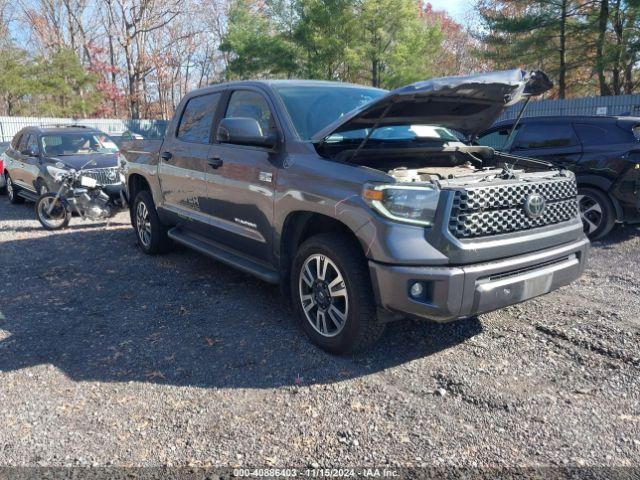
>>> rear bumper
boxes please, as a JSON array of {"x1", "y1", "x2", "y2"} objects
[{"x1": 369, "y1": 237, "x2": 589, "y2": 322}]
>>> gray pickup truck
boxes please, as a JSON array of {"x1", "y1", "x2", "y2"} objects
[{"x1": 122, "y1": 69, "x2": 589, "y2": 353}]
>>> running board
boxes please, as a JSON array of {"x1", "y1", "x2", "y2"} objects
[
  {"x1": 167, "y1": 227, "x2": 279, "y2": 284},
  {"x1": 18, "y1": 190, "x2": 39, "y2": 202}
]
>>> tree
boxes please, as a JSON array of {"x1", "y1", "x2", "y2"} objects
[
  {"x1": 29, "y1": 48, "x2": 103, "y2": 117},
  {"x1": 103, "y1": 0, "x2": 184, "y2": 118},
  {"x1": 220, "y1": 0, "x2": 297, "y2": 79},
  {"x1": 421, "y1": 3, "x2": 491, "y2": 76},
  {"x1": 353, "y1": 0, "x2": 444, "y2": 88},
  {"x1": 592, "y1": 0, "x2": 640, "y2": 95},
  {"x1": 0, "y1": 46, "x2": 31, "y2": 115},
  {"x1": 293, "y1": 0, "x2": 358, "y2": 79},
  {"x1": 477, "y1": 0, "x2": 591, "y2": 98}
]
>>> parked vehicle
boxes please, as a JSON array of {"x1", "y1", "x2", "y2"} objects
[
  {"x1": 2, "y1": 125, "x2": 123, "y2": 205},
  {"x1": 0, "y1": 142, "x2": 9, "y2": 194},
  {"x1": 477, "y1": 116, "x2": 640, "y2": 239},
  {"x1": 35, "y1": 158, "x2": 126, "y2": 230},
  {"x1": 121, "y1": 69, "x2": 589, "y2": 353}
]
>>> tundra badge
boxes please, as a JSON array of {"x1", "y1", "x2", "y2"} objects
[{"x1": 259, "y1": 172, "x2": 273, "y2": 183}]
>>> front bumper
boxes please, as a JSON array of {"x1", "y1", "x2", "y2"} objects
[{"x1": 369, "y1": 237, "x2": 589, "y2": 322}]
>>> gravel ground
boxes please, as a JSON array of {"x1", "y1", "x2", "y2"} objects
[{"x1": 0, "y1": 197, "x2": 639, "y2": 470}]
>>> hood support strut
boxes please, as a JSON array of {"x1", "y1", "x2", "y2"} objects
[
  {"x1": 347, "y1": 102, "x2": 395, "y2": 163},
  {"x1": 501, "y1": 95, "x2": 531, "y2": 149}
]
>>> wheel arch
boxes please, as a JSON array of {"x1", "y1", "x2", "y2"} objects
[
  {"x1": 127, "y1": 173, "x2": 153, "y2": 225},
  {"x1": 279, "y1": 211, "x2": 367, "y2": 299},
  {"x1": 576, "y1": 174, "x2": 623, "y2": 221},
  {"x1": 128, "y1": 173, "x2": 152, "y2": 203}
]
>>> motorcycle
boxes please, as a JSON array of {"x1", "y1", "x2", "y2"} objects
[{"x1": 35, "y1": 159, "x2": 126, "y2": 230}]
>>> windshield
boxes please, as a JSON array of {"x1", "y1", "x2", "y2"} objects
[
  {"x1": 326, "y1": 125, "x2": 465, "y2": 144},
  {"x1": 41, "y1": 133, "x2": 119, "y2": 156},
  {"x1": 274, "y1": 85, "x2": 386, "y2": 140}
]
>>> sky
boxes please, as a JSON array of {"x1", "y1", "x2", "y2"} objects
[{"x1": 429, "y1": 0, "x2": 475, "y2": 26}]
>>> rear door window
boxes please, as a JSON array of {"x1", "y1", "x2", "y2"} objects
[
  {"x1": 177, "y1": 93, "x2": 221, "y2": 143},
  {"x1": 573, "y1": 123, "x2": 634, "y2": 145},
  {"x1": 514, "y1": 123, "x2": 578, "y2": 149}
]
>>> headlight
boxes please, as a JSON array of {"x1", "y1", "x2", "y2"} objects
[
  {"x1": 46, "y1": 165, "x2": 68, "y2": 182},
  {"x1": 363, "y1": 184, "x2": 440, "y2": 226}
]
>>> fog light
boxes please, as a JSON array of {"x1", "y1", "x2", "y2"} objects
[{"x1": 410, "y1": 282, "x2": 424, "y2": 298}]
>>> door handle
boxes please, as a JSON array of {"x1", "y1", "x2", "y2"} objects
[
  {"x1": 160, "y1": 151, "x2": 173, "y2": 161},
  {"x1": 208, "y1": 157, "x2": 223, "y2": 169}
]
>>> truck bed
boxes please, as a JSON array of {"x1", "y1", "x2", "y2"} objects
[{"x1": 120, "y1": 139, "x2": 163, "y2": 165}]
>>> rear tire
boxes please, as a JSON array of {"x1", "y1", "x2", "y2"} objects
[
  {"x1": 291, "y1": 232, "x2": 384, "y2": 354},
  {"x1": 6, "y1": 174, "x2": 24, "y2": 204},
  {"x1": 132, "y1": 190, "x2": 173, "y2": 254},
  {"x1": 577, "y1": 187, "x2": 615, "y2": 240}
]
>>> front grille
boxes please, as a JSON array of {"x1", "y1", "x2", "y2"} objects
[
  {"x1": 83, "y1": 168, "x2": 121, "y2": 185},
  {"x1": 449, "y1": 178, "x2": 578, "y2": 239}
]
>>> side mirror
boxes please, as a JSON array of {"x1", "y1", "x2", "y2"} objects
[
  {"x1": 217, "y1": 118, "x2": 278, "y2": 148},
  {"x1": 22, "y1": 147, "x2": 38, "y2": 157}
]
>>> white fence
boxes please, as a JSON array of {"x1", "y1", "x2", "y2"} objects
[{"x1": 0, "y1": 116, "x2": 168, "y2": 143}]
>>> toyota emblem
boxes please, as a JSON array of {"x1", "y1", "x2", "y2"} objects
[{"x1": 524, "y1": 193, "x2": 546, "y2": 218}]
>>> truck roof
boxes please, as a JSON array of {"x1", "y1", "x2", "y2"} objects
[{"x1": 193, "y1": 79, "x2": 386, "y2": 95}]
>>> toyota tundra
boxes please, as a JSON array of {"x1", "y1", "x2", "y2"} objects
[{"x1": 122, "y1": 69, "x2": 589, "y2": 353}]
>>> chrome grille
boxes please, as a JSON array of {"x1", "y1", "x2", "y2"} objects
[
  {"x1": 83, "y1": 168, "x2": 121, "y2": 185},
  {"x1": 449, "y1": 178, "x2": 578, "y2": 239}
]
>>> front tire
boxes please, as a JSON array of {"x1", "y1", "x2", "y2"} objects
[
  {"x1": 36, "y1": 193, "x2": 70, "y2": 230},
  {"x1": 577, "y1": 187, "x2": 615, "y2": 240},
  {"x1": 132, "y1": 190, "x2": 173, "y2": 254},
  {"x1": 6, "y1": 174, "x2": 24, "y2": 204},
  {"x1": 291, "y1": 232, "x2": 385, "y2": 354}
]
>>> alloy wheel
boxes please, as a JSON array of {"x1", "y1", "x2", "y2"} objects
[
  {"x1": 299, "y1": 254, "x2": 349, "y2": 337},
  {"x1": 136, "y1": 201, "x2": 152, "y2": 248},
  {"x1": 577, "y1": 193, "x2": 603, "y2": 236}
]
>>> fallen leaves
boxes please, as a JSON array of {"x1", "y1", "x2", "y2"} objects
[{"x1": 204, "y1": 336, "x2": 222, "y2": 347}]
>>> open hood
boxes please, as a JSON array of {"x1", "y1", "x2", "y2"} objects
[{"x1": 311, "y1": 69, "x2": 552, "y2": 143}]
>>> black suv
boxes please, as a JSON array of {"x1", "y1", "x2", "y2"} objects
[
  {"x1": 477, "y1": 116, "x2": 640, "y2": 239},
  {"x1": 2, "y1": 125, "x2": 123, "y2": 204}
]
